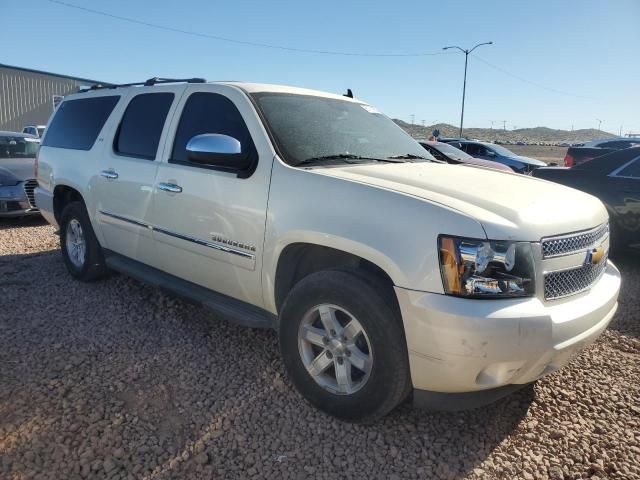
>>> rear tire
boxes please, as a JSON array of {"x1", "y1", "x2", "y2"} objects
[
  {"x1": 59, "y1": 201, "x2": 109, "y2": 281},
  {"x1": 279, "y1": 269, "x2": 411, "y2": 422}
]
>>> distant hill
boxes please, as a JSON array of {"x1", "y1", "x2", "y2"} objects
[{"x1": 393, "y1": 120, "x2": 615, "y2": 144}]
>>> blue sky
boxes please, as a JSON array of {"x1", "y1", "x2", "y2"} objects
[{"x1": 4, "y1": 0, "x2": 639, "y2": 133}]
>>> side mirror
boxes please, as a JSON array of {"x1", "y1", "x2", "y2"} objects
[{"x1": 186, "y1": 134, "x2": 251, "y2": 170}]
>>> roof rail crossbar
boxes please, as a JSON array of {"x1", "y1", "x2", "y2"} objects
[{"x1": 79, "y1": 77, "x2": 206, "y2": 93}]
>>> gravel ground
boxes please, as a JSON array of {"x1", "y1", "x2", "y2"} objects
[{"x1": 1, "y1": 217, "x2": 639, "y2": 480}]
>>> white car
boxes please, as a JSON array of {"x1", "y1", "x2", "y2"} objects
[{"x1": 34, "y1": 78, "x2": 620, "y2": 421}]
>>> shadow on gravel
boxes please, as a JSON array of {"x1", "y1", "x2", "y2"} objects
[{"x1": 0, "y1": 215, "x2": 47, "y2": 231}]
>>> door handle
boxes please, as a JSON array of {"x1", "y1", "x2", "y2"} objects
[
  {"x1": 100, "y1": 170, "x2": 118, "y2": 180},
  {"x1": 158, "y1": 182, "x2": 183, "y2": 194}
]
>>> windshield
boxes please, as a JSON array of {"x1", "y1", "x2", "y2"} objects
[
  {"x1": 487, "y1": 144, "x2": 517, "y2": 157},
  {"x1": 0, "y1": 135, "x2": 39, "y2": 158},
  {"x1": 434, "y1": 142, "x2": 473, "y2": 160},
  {"x1": 252, "y1": 93, "x2": 434, "y2": 166}
]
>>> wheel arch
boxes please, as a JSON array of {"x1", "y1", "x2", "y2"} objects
[
  {"x1": 53, "y1": 184, "x2": 85, "y2": 224},
  {"x1": 271, "y1": 239, "x2": 402, "y2": 315}
]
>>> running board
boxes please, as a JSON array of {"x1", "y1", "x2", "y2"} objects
[{"x1": 104, "y1": 251, "x2": 276, "y2": 329}]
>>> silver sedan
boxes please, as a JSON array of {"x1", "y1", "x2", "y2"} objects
[{"x1": 0, "y1": 131, "x2": 40, "y2": 217}]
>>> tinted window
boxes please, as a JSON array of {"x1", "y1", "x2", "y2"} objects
[
  {"x1": 616, "y1": 158, "x2": 640, "y2": 178},
  {"x1": 42, "y1": 96, "x2": 119, "y2": 150},
  {"x1": 465, "y1": 144, "x2": 485, "y2": 156},
  {"x1": 115, "y1": 93, "x2": 174, "y2": 159},
  {"x1": 171, "y1": 92, "x2": 253, "y2": 165}
]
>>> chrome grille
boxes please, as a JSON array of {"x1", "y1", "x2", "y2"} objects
[
  {"x1": 544, "y1": 253, "x2": 608, "y2": 300},
  {"x1": 541, "y1": 223, "x2": 609, "y2": 258},
  {"x1": 23, "y1": 180, "x2": 38, "y2": 209}
]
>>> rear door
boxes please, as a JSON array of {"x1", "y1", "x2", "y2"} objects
[
  {"x1": 94, "y1": 86, "x2": 186, "y2": 267},
  {"x1": 148, "y1": 84, "x2": 274, "y2": 308}
]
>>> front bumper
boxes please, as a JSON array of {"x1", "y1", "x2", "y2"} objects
[
  {"x1": 0, "y1": 183, "x2": 39, "y2": 217},
  {"x1": 395, "y1": 260, "x2": 620, "y2": 402},
  {"x1": 34, "y1": 186, "x2": 57, "y2": 227}
]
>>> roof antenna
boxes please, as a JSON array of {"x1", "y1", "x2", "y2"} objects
[{"x1": 343, "y1": 88, "x2": 353, "y2": 98}]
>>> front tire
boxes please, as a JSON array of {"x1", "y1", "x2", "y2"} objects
[
  {"x1": 279, "y1": 269, "x2": 411, "y2": 422},
  {"x1": 59, "y1": 201, "x2": 109, "y2": 281}
]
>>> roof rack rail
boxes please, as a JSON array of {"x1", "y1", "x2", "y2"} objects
[{"x1": 79, "y1": 77, "x2": 206, "y2": 93}]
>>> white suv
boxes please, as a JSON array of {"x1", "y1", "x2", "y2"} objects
[{"x1": 35, "y1": 78, "x2": 621, "y2": 421}]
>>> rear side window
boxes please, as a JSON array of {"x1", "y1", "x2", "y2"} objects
[
  {"x1": 615, "y1": 158, "x2": 640, "y2": 178},
  {"x1": 42, "y1": 96, "x2": 119, "y2": 150},
  {"x1": 114, "y1": 93, "x2": 174, "y2": 159},
  {"x1": 171, "y1": 92, "x2": 254, "y2": 164}
]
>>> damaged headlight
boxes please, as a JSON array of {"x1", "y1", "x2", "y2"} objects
[{"x1": 439, "y1": 236, "x2": 535, "y2": 298}]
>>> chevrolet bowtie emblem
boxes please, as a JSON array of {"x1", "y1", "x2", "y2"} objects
[{"x1": 585, "y1": 245, "x2": 605, "y2": 265}]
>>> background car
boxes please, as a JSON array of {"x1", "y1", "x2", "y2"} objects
[
  {"x1": 441, "y1": 139, "x2": 546, "y2": 173},
  {"x1": 564, "y1": 137, "x2": 640, "y2": 167},
  {"x1": 0, "y1": 132, "x2": 40, "y2": 218},
  {"x1": 22, "y1": 125, "x2": 46, "y2": 138},
  {"x1": 418, "y1": 140, "x2": 513, "y2": 172},
  {"x1": 532, "y1": 148, "x2": 640, "y2": 250}
]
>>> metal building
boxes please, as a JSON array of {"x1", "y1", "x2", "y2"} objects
[{"x1": 0, "y1": 64, "x2": 105, "y2": 132}]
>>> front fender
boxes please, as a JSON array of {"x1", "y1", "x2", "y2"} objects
[{"x1": 261, "y1": 160, "x2": 487, "y2": 313}]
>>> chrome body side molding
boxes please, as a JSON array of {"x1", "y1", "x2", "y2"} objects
[{"x1": 98, "y1": 210, "x2": 255, "y2": 259}]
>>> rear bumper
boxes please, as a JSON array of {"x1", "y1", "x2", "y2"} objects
[
  {"x1": 34, "y1": 186, "x2": 57, "y2": 227},
  {"x1": 395, "y1": 261, "x2": 621, "y2": 396}
]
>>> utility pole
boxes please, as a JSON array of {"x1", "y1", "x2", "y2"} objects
[
  {"x1": 421, "y1": 119, "x2": 425, "y2": 127},
  {"x1": 410, "y1": 114, "x2": 415, "y2": 125},
  {"x1": 571, "y1": 124, "x2": 574, "y2": 131},
  {"x1": 619, "y1": 125, "x2": 623, "y2": 136},
  {"x1": 597, "y1": 118, "x2": 603, "y2": 131},
  {"x1": 502, "y1": 120, "x2": 506, "y2": 131},
  {"x1": 490, "y1": 120, "x2": 494, "y2": 130},
  {"x1": 443, "y1": 41, "x2": 493, "y2": 138}
]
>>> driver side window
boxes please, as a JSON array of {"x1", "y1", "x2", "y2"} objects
[{"x1": 170, "y1": 92, "x2": 255, "y2": 168}]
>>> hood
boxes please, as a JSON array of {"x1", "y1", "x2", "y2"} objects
[
  {"x1": 516, "y1": 155, "x2": 547, "y2": 166},
  {"x1": 0, "y1": 158, "x2": 36, "y2": 182},
  {"x1": 314, "y1": 162, "x2": 608, "y2": 241}
]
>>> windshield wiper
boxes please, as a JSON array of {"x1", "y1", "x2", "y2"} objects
[
  {"x1": 296, "y1": 154, "x2": 405, "y2": 167},
  {"x1": 387, "y1": 153, "x2": 430, "y2": 160}
]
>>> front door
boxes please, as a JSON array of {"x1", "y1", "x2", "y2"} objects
[
  {"x1": 94, "y1": 86, "x2": 185, "y2": 267},
  {"x1": 149, "y1": 85, "x2": 274, "y2": 308}
]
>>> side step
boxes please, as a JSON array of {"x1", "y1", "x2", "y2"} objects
[{"x1": 104, "y1": 251, "x2": 276, "y2": 329}]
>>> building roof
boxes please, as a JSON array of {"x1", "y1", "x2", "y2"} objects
[{"x1": 0, "y1": 63, "x2": 108, "y2": 85}]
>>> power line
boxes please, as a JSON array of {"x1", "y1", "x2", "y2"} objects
[
  {"x1": 470, "y1": 54, "x2": 593, "y2": 99},
  {"x1": 44, "y1": 0, "x2": 454, "y2": 57}
]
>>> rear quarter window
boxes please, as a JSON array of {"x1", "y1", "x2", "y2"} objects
[{"x1": 42, "y1": 96, "x2": 120, "y2": 150}]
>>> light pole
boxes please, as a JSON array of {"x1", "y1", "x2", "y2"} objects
[
  {"x1": 597, "y1": 119, "x2": 603, "y2": 131},
  {"x1": 443, "y1": 42, "x2": 493, "y2": 138}
]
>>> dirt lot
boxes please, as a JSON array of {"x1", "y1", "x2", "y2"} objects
[
  {"x1": 1, "y1": 217, "x2": 639, "y2": 480},
  {"x1": 507, "y1": 145, "x2": 568, "y2": 164}
]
